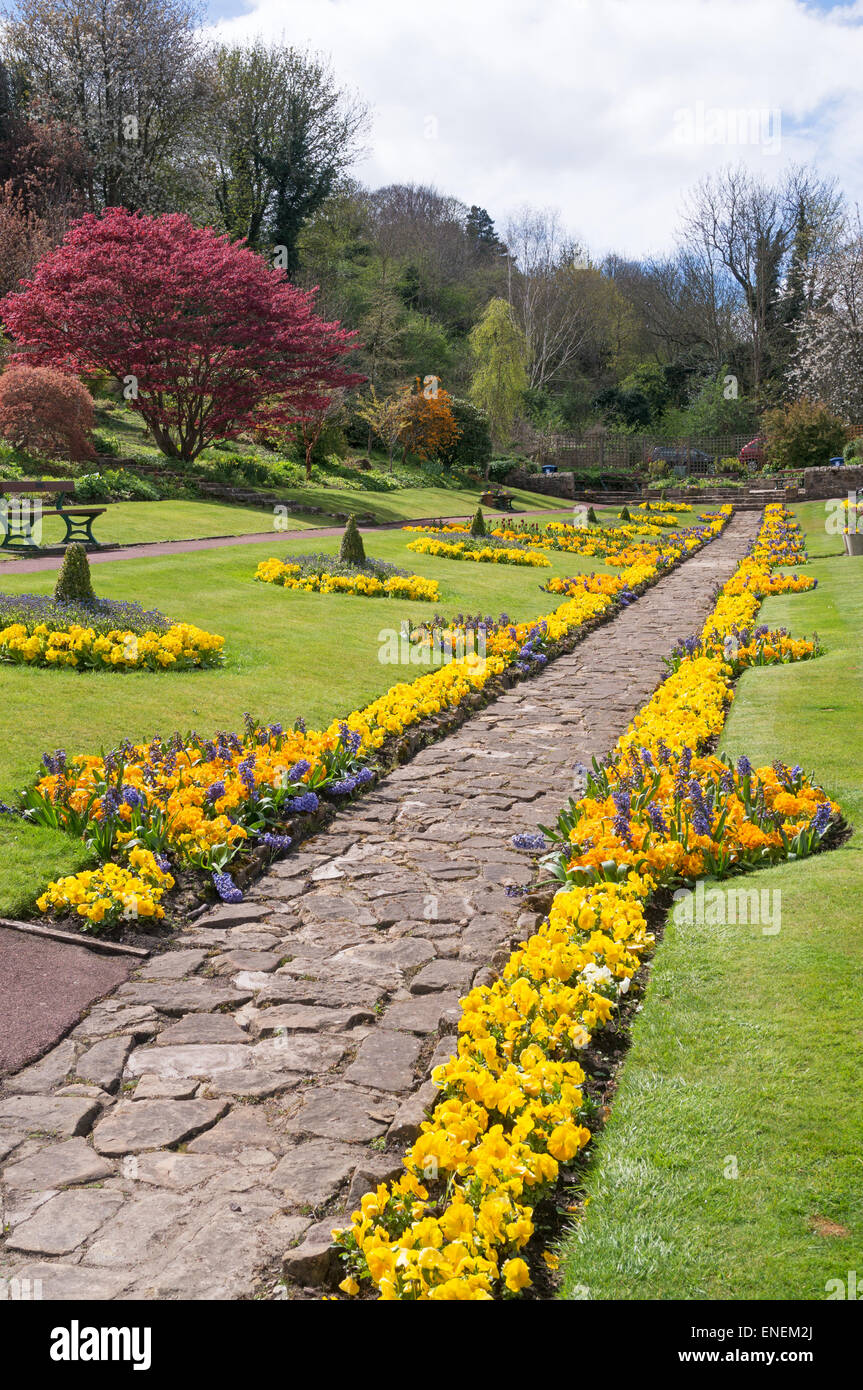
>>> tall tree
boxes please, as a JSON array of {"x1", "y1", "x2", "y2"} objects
[
  {"x1": 0, "y1": 207, "x2": 363, "y2": 460},
  {"x1": 505, "y1": 206, "x2": 598, "y2": 390},
  {"x1": 1, "y1": 0, "x2": 206, "y2": 210},
  {"x1": 468, "y1": 297, "x2": 529, "y2": 447},
  {"x1": 206, "y1": 41, "x2": 369, "y2": 276},
  {"x1": 681, "y1": 165, "x2": 843, "y2": 397},
  {"x1": 465, "y1": 205, "x2": 503, "y2": 258}
]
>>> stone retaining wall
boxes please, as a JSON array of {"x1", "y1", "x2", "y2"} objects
[{"x1": 803, "y1": 465, "x2": 863, "y2": 499}]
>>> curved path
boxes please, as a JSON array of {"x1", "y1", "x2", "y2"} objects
[
  {"x1": 0, "y1": 511, "x2": 759, "y2": 1300},
  {"x1": 0, "y1": 507, "x2": 570, "y2": 576}
]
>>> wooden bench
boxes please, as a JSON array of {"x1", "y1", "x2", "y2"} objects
[{"x1": 0, "y1": 480, "x2": 106, "y2": 548}]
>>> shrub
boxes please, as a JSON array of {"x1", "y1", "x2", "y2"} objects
[
  {"x1": 844, "y1": 436, "x2": 863, "y2": 464},
  {"x1": 54, "y1": 543, "x2": 96, "y2": 605},
  {"x1": 92, "y1": 429, "x2": 120, "y2": 457},
  {"x1": 440, "y1": 398, "x2": 493, "y2": 470},
  {"x1": 74, "y1": 470, "x2": 162, "y2": 502},
  {"x1": 762, "y1": 398, "x2": 846, "y2": 471},
  {"x1": 0, "y1": 365, "x2": 96, "y2": 462},
  {"x1": 717, "y1": 455, "x2": 746, "y2": 475},
  {"x1": 340, "y1": 515, "x2": 366, "y2": 566},
  {"x1": 648, "y1": 458, "x2": 670, "y2": 480},
  {"x1": 486, "y1": 458, "x2": 518, "y2": 484},
  {"x1": 587, "y1": 506, "x2": 598, "y2": 524},
  {"x1": 470, "y1": 506, "x2": 486, "y2": 537},
  {"x1": 619, "y1": 505, "x2": 631, "y2": 521}
]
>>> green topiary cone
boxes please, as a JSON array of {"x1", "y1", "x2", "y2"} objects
[
  {"x1": 339, "y1": 514, "x2": 366, "y2": 566},
  {"x1": 619, "y1": 505, "x2": 631, "y2": 521},
  {"x1": 54, "y1": 543, "x2": 96, "y2": 606},
  {"x1": 587, "y1": 506, "x2": 598, "y2": 524},
  {"x1": 470, "y1": 506, "x2": 487, "y2": 537}
]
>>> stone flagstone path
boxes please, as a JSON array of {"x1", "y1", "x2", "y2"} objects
[{"x1": 0, "y1": 512, "x2": 760, "y2": 1301}]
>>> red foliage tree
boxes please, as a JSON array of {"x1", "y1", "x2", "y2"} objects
[
  {"x1": 0, "y1": 364, "x2": 96, "y2": 460},
  {"x1": 0, "y1": 207, "x2": 363, "y2": 460}
]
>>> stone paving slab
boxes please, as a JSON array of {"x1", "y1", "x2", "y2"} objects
[{"x1": 0, "y1": 512, "x2": 759, "y2": 1299}]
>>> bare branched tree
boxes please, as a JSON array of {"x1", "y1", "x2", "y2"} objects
[{"x1": 2, "y1": 0, "x2": 207, "y2": 210}]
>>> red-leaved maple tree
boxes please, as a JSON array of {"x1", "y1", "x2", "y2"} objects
[{"x1": 0, "y1": 207, "x2": 363, "y2": 460}]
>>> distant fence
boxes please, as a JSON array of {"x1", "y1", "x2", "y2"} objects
[
  {"x1": 524, "y1": 433, "x2": 754, "y2": 472},
  {"x1": 519, "y1": 421, "x2": 863, "y2": 472}
]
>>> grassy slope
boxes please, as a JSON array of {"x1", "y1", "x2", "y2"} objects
[
  {"x1": 0, "y1": 525, "x2": 608, "y2": 915},
  {"x1": 0, "y1": 491, "x2": 577, "y2": 558},
  {"x1": 558, "y1": 499, "x2": 863, "y2": 1300}
]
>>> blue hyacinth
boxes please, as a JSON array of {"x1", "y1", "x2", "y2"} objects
[
  {"x1": 511, "y1": 832, "x2": 547, "y2": 851},
  {"x1": 212, "y1": 872, "x2": 244, "y2": 903}
]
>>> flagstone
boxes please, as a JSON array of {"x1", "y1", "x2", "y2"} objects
[{"x1": 92, "y1": 1100, "x2": 228, "y2": 1155}]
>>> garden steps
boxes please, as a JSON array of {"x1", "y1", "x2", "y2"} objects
[{"x1": 0, "y1": 511, "x2": 761, "y2": 1300}]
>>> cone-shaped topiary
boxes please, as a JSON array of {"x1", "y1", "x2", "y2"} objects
[
  {"x1": 470, "y1": 505, "x2": 486, "y2": 537},
  {"x1": 587, "y1": 506, "x2": 598, "y2": 524},
  {"x1": 54, "y1": 542, "x2": 96, "y2": 606},
  {"x1": 619, "y1": 505, "x2": 631, "y2": 521},
  {"x1": 339, "y1": 514, "x2": 366, "y2": 567}
]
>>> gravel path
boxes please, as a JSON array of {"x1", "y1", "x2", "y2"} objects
[
  {"x1": 0, "y1": 511, "x2": 760, "y2": 1300},
  {"x1": 0, "y1": 929, "x2": 132, "y2": 1074}
]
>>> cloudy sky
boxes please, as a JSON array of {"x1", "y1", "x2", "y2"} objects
[{"x1": 208, "y1": 0, "x2": 862, "y2": 259}]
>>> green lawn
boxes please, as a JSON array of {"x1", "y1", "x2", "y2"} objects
[
  {"x1": 558, "y1": 499, "x2": 863, "y2": 1300},
  {"x1": 0, "y1": 490, "x2": 581, "y2": 559},
  {"x1": 23, "y1": 499, "x2": 318, "y2": 549},
  {"x1": 0, "y1": 525, "x2": 609, "y2": 916}
]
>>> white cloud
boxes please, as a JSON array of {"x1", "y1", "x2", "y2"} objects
[{"x1": 209, "y1": 0, "x2": 863, "y2": 258}]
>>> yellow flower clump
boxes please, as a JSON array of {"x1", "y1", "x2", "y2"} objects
[
  {"x1": 254, "y1": 559, "x2": 440, "y2": 602},
  {"x1": 37, "y1": 847, "x2": 174, "y2": 931},
  {"x1": 406, "y1": 536, "x2": 551, "y2": 567},
  {"x1": 0, "y1": 621, "x2": 224, "y2": 672}
]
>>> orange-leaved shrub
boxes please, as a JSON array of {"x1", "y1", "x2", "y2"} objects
[{"x1": 0, "y1": 365, "x2": 96, "y2": 461}]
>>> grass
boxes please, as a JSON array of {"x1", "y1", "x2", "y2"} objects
[
  {"x1": 0, "y1": 522, "x2": 610, "y2": 916},
  {"x1": 557, "y1": 498, "x2": 863, "y2": 1301},
  {"x1": 7, "y1": 499, "x2": 318, "y2": 550}
]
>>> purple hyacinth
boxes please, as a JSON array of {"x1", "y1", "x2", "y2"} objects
[
  {"x1": 205, "y1": 781, "x2": 226, "y2": 804},
  {"x1": 262, "y1": 833, "x2": 292, "y2": 852},
  {"x1": 329, "y1": 776, "x2": 358, "y2": 795},
  {"x1": 338, "y1": 723, "x2": 362, "y2": 755},
  {"x1": 810, "y1": 802, "x2": 832, "y2": 836},
  {"x1": 287, "y1": 760, "x2": 311, "y2": 781},
  {"x1": 688, "y1": 780, "x2": 712, "y2": 837},
  {"x1": 287, "y1": 791, "x2": 319, "y2": 814},
  {"x1": 101, "y1": 788, "x2": 120, "y2": 819},
  {"x1": 612, "y1": 788, "x2": 632, "y2": 844},
  {"x1": 238, "y1": 756, "x2": 257, "y2": 795},
  {"x1": 212, "y1": 872, "x2": 243, "y2": 903},
  {"x1": 122, "y1": 785, "x2": 144, "y2": 808},
  {"x1": 154, "y1": 854, "x2": 172, "y2": 873},
  {"x1": 646, "y1": 801, "x2": 668, "y2": 835},
  {"x1": 511, "y1": 832, "x2": 548, "y2": 852},
  {"x1": 737, "y1": 755, "x2": 753, "y2": 778}
]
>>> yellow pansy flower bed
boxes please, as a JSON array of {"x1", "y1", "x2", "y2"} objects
[
  {"x1": 0, "y1": 621, "x2": 224, "y2": 672},
  {"x1": 254, "y1": 558, "x2": 440, "y2": 602},
  {"x1": 406, "y1": 536, "x2": 551, "y2": 567},
  {"x1": 36, "y1": 847, "x2": 174, "y2": 932}
]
